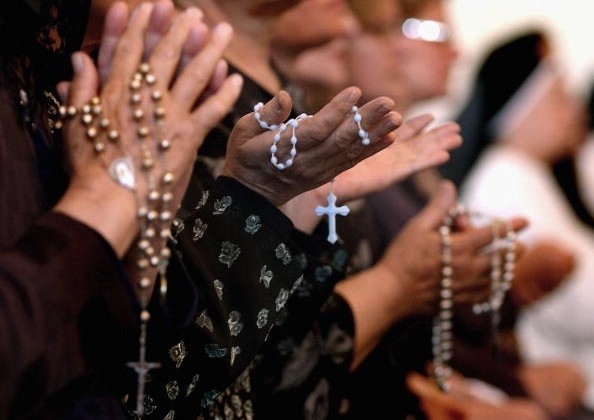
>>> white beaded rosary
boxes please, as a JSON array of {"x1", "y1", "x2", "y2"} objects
[
  {"x1": 432, "y1": 205, "x2": 516, "y2": 392},
  {"x1": 58, "y1": 62, "x2": 172, "y2": 416},
  {"x1": 253, "y1": 103, "x2": 369, "y2": 243}
]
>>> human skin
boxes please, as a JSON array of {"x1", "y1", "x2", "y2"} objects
[{"x1": 56, "y1": 1, "x2": 241, "y2": 260}]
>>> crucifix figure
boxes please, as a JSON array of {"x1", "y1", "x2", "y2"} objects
[
  {"x1": 315, "y1": 191, "x2": 350, "y2": 244},
  {"x1": 127, "y1": 324, "x2": 161, "y2": 416}
]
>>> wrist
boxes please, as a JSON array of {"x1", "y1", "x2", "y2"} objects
[{"x1": 54, "y1": 175, "x2": 138, "y2": 257}]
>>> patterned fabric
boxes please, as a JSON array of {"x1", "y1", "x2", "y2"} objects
[
  {"x1": 136, "y1": 176, "x2": 305, "y2": 417},
  {"x1": 137, "y1": 70, "x2": 355, "y2": 419}
]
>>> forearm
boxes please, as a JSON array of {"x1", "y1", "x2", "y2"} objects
[{"x1": 334, "y1": 264, "x2": 409, "y2": 370}]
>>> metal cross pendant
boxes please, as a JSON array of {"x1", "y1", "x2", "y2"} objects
[
  {"x1": 127, "y1": 323, "x2": 160, "y2": 416},
  {"x1": 315, "y1": 191, "x2": 349, "y2": 244},
  {"x1": 127, "y1": 358, "x2": 160, "y2": 416}
]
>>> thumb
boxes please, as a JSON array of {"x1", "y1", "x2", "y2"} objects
[
  {"x1": 56, "y1": 81, "x2": 71, "y2": 104},
  {"x1": 416, "y1": 180, "x2": 457, "y2": 230},
  {"x1": 233, "y1": 90, "x2": 293, "y2": 141},
  {"x1": 66, "y1": 52, "x2": 100, "y2": 108}
]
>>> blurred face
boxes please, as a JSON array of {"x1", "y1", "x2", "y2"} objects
[
  {"x1": 273, "y1": 0, "x2": 359, "y2": 51},
  {"x1": 506, "y1": 74, "x2": 588, "y2": 161},
  {"x1": 349, "y1": 0, "x2": 458, "y2": 109},
  {"x1": 271, "y1": 0, "x2": 359, "y2": 94},
  {"x1": 246, "y1": 0, "x2": 302, "y2": 16}
]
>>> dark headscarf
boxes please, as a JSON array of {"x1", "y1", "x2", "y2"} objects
[
  {"x1": 439, "y1": 28, "x2": 594, "y2": 229},
  {"x1": 439, "y1": 30, "x2": 547, "y2": 186},
  {"x1": 0, "y1": 0, "x2": 91, "y2": 208},
  {"x1": 552, "y1": 78, "x2": 594, "y2": 229},
  {"x1": 1, "y1": 0, "x2": 91, "y2": 85}
]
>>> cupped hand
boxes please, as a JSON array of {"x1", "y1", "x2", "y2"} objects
[
  {"x1": 332, "y1": 114, "x2": 461, "y2": 202},
  {"x1": 280, "y1": 114, "x2": 461, "y2": 232},
  {"x1": 222, "y1": 86, "x2": 402, "y2": 206}
]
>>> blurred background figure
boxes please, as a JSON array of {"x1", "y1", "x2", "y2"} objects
[
  {"x1": 453, "y1": 28, "x2": 594, "y2": 419},
  {"x1": 272, "y1": 1, "x2": 550, "y2": 419},
  {"x1": 578, "y1": 81, "x2": 594, "y2": 212},
  {"x1": 273, "y1": 1, "x2": 594, "y2": 418}
]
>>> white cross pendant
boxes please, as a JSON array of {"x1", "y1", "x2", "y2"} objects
[{"x1": 315, "y1": 191, "x2": 349, "y2": 244}]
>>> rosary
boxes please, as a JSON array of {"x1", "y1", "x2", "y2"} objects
[
  {"x1": 253, "y1": 102, "x2": 369, "y2": 243},
  {"x1": 58, "y1": 62, "x2": 172, "y2": 416},
  {"x1": 432, "y1": 205, "x2": 517, "y2": 392}
]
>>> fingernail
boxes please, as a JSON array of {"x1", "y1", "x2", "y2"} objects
[
  {"x1": 71, "y1": 52, "x2": 84, "y2": 73},
  {"x1": 440, "y1": 182, "x2": 456, "y2": 200},
  {"x1": 213, "y1": 22, "x2": 233, "y2": 38},
  {"x1": 130, "y1": 2, "x2": 152, "y2": 21},
  {"x1": 385, "y1": 117, "x2": 399, "y2": 131},
  {"x1": 274, "y1": 92, "x2": 283, "y2": 111},
  {"x1": 229, "y1": 73, "x2": 243, "y2": 87},
  {"x1": 346, "y1": 88, "x2": 360, "y2": 103},
  {"x1": 184, "y1": 7, "x2": 202, "y2": 18}
]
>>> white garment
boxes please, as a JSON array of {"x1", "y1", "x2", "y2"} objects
[{"x1": 460, "y1": 145, "x2": 594, "y2": 409}]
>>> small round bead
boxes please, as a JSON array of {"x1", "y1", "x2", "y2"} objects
[
  {"x1": 139, "y1": 63, "x2": 151, "y2": 74},
  {"x1": 140, "y1": 310, "x2": 151, "y2": 322},
  {"x1": 162, "y1": 172, "x2": 174, "y2": 184}
]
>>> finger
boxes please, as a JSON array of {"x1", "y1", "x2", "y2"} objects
[
  {"x1": 507, "y1": 217, "x2": 529, "y2": 234},
  {"x1": 179, "y1": 25, "x2": 209, "y2": 73},
  {"x1": 105, "y1": 2, "x2": 154, "y2": 84},
  {"x1": 233, "y1": 90, "x2": 293, "y2": 141},
  {"x1": 455, "y1": 284, "x2": 491, "y2": 305},
  {"x1": 320, "y1": 95, "x2": 397, "y2": 154},
  {"x1": 148, "y1": 7, "x2": 206, "y2": 88},
  {"x1": 417, "y1": 150, "x2": 451, "y2": 172},
  {"x1": 67, "y1": 52, "x2": 100, "y2": 107},
  {"x1": 432, "y1": 122, "x2": 462, "y2": 151},
  {"x1": 299, "y1": 96, "x2": 399, "y2": 173},
  {"x1": 455, "y1": 254, "x2": 492, "y2": 286},
  {"x1": 394, "y1": 113, "x2": 435, "y2": 142},
  {"x1": 194, "y1": 59, "x2": 229, "y2": 102},
  {"x1": 97, "y1": 1, "x2": 129, "y2": 83},
  {"x1": 170, "y1": 22, "x2": 235, "y2": 109},
  {"x1": 460, "y1": 224, "x2": 498, "y2": 251},
  {"x1": 144, "y1": 0, "x2": 176, "y2": 58},
  {"x1": 190, "y1": 73, "x2": 244, "y2": 141},
  {"x1": 349, "y1": 100, "x2": 402, "y2": 152},
  {"x1": 458, "y1": 216, "x2": 528, "y2": 253},
  {"x1": 295, "y1": 86, "x2": 362, "y2": 150},
  {"x1": 56, "y1": 81, "x2": 70, "y2": 103},
  {"x1": 322, "y1": 114, "x2": 399, "y2": 174},
  {"x1": 415, "y1": 180, "x2": 458, "y2": 230}
]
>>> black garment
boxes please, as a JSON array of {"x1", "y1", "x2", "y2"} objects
[
  {"x1": 136, "y1": 68, "x2": 352, "y2": 420},
  {"x1": 343, "y1": 179, "x2": 432, "y2": 420},
  {"x1": 0, "y1": 63, "x2": 139, "y2": 417}
]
